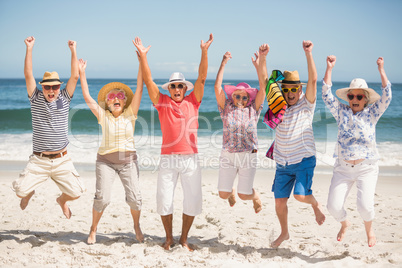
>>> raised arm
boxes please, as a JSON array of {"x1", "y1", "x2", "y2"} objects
[
  {"x1": 254, "y1": 44, "x2": 269, "y2": 109},
  {"x1": 194, "y1": 33, "x2": 214, "y2": 103},
  {"x1": 65, "y1": 40, "x2": 79, "y2": 97},
  {"x1": 24, "y1": 36, "x2": 36, "y2": 97},
  {"x1": 214, "y1": 51, "x2": 231, "y2": 109},
  {"x1": 303, "y1": 40, "x2": 317, "y2": 104},
  {"x1": 130, "y1": 56, "x2": 144, "y2": 116},
  {"x1": 377, "y1": 57, "x2": 388, "y2": 88},
  {"x1": 78, "y1": 59, "x2": 101, "y2": 120},
  {"x1": 323, "y1": 55, "x2": 336, "y2": 86},
  {"x1": 133, "y1": 37, "x2": 160, "y2": 105}
]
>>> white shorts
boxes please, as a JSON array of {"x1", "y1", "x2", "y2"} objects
[
  {"x1": 157, "y1": 154, "x2": 202, "y2": 216},
  {"x1": 12, "y1": 153, "x2": 86, "y2": 198},
  {"x1": 218, "y1": 150, "x2": 257, "y2": 195}
]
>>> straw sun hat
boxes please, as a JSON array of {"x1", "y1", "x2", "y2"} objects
[
  {"x1": 336, "y1": 78, "x2": 380, "y2": 104},
  {"x1": 97, "y1": 82, "x2": 134, "y2": 110},
  {"x1": 39, "y1": 71, "x2": 64, "y2": 85},
  {"x1": 278, "y1": 70, "x2": 306, "y2": 85}
]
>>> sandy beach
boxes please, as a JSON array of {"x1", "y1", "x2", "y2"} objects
[{"x1": 0, "y1": 160, "x2": 401, "y2": 267}]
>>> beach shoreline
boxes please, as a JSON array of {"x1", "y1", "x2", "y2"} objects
[{"x1": 1, "y1": 161, "x2": 401, "y2": 267}]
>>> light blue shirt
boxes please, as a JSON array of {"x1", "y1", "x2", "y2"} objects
[{"x1": 322, "y1": 80, "x2": 392, "y2": 160}]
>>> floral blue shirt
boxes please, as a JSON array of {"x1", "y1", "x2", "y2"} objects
[{"x1": 322, "y1": 80, "x2": 392, "y2": 160}]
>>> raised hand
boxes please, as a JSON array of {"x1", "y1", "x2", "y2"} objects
[
  {"x1": 78, "y1": 58, "x2": 87, "y2": 72},
  {"x1": 251, "y1": 51, "x2": 259, "y2": 69},
  {"x1": 200, "y1": 33, "x2": 213, "y2": 51},
  {"x1": 259, "y1": 43, "x2": 269, "y2": 57},
  {"x1": 68, "y1": 40, "x2": 77, "y2": 51},
  {"x1": 303, "y1": 40, "x2": 314, "y2": 53},
  {"x1": 326, "y1": 55, "x2": 336, "y2": 69},
  {"x1": 132, "y1": 37, "x2": 151, "y2": 57},
  {"x1": 222, "y1": 51, "x2": 232, "y2": 65},
  {"x1": 377, "y1": 57, "x2": 384, "y2": 69},
  {"x1": 24, "y1": 36, "x2": 35, "y2": 49}
]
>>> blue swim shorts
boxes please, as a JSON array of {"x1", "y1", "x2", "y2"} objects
[{"x1": 272, "y1": 156, "x2": 316, "y2": 198}]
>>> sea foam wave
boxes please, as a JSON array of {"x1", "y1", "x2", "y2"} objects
[{"x1": 1, "y1": 134, "x2": 401, "y2": 171}]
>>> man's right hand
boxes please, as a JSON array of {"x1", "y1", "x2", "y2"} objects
[{"x1": 24, "y1": 36, "x2": 35, "y2": 49}]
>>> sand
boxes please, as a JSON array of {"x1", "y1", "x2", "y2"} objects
[{"x1": 0, "y1": 161, "x2": 401, "y2": 267}]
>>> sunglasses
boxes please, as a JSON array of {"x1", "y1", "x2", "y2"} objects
[
  {"x1": 43, "y1": 85, "x2": 61, "y2": 90},
  {"x1": 107, "y1": 92, "x2": 125, "y2": 101},
  {"x1": 347, "y1": 94, "x2": 365, "y2": 101},
  {"x1": 282, "y1": 86, "x2": 300, "y2": 93},
  {"x1": 168, "y1": 83, "x2": 186, "y2": 90},
  {"x1": 234, "y1": 94, "x2": 249, "y2": 101}
]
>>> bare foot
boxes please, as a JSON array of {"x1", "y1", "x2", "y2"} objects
[
  {"x1": 179, "y1": 239, "x2": 195, "y2": 251},
  {"x1": 365, "y1": 221, "x2": 376, "y2": 247},
  {"x1": 271, "y1": 233, "x2": 290, "y2": 248},
  {"x1": 20, "y1": 190, "x2": 35, "y2": 210},
  {"x1": 367, "y1": 233, "x2": 376, "y2": 247},
  {"x1": 228, "y1": 193, "x2": 236, "y2": 207},
  {"x1": 56, "y1": 197, "x2": 72, "y2": 219},
  {"x1": 87, "y1": 227, "x2": 96, "y2": 244},
  {"x1": 134, "y1": 225, "x2": 144, "y2": 243},
  {"x1": 312, "y1": 203, "x2": 325, "y2": 225},
  {"x1": 337, "y1": 220, "x2": 350, "y2": 242},
  {"x1": 253, "y1": 198, "x2": 262, "y2": 213},
  {"x1": 161, "y1": 238, "x2": 175, "y2": 250}
]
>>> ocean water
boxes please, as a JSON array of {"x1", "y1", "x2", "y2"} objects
[{"x1": 1, "y1": 78, "x2": 401, "y2": 169}]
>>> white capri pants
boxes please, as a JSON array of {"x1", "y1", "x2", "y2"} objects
[
  {"x1": 327, "y1": 159, "x2": 378, "y2": 222},
  {"x1": 218, "y1": 150, "x2": 257, "y2": 195},
  {"x1": 157, "y1": 154, "x2": 202, "y2": 217}
]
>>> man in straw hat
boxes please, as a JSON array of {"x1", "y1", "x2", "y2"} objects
[
  {"x1": 133, "y1": 34, "x2": 213, "y2": 251},
  {"x1": 259, "y1": 40, "x2": 326, "y2": 248},
  {"x1": 12, "y1": 36, "x2": 85, "y2": 219},
  {"x1": 323, "y1": 55, "x2": 391, "y2": 247}
]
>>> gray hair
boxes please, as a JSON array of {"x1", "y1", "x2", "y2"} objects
[{"x1": 347, "y1": 89, "x2": 369, "y2": 107}]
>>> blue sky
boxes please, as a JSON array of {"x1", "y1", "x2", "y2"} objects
[{"x1": 1, "y1": 0, "x2": 401, "y2": 82}]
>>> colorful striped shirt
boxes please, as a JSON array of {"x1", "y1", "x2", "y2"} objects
[
  {"x1": 322, "y1": 81, "x2": 392, "y2": 160},
  {"x1": 273, "y1": 94, "x2": 316, "y2": 165},
  {"x1": 30, "y1": 87, "x2": 71, "y2": 152},
  {"x1": 219, "y1": 99, "x2": 263, "y2": 153}
]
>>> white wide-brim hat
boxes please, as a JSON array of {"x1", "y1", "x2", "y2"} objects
[
  {"x1": 161, "y1": 72, "x2": 194, "y2": 91},
  {"x1": 336, "y1": 78, "x2": 380, "y2": 104}
]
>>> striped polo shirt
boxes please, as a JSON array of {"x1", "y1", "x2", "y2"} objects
[
  {"x1": 30, "y1": 87, "x2": 71, "y2": 152},
  {"x1": 273, "y1": 94, "x2": 316, "y2": 165}
]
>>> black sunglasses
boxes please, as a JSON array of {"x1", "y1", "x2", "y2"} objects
[
  {"x1": 169, "y1": 83, "x2": 186, "y2": 90},
  {"x1": 43, "y1": 85, "x2": 61, "y2": 90},
  {"x1": 347, "y1": 94, "x2": 364, "y2": 101}
]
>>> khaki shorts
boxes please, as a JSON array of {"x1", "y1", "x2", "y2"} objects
[{"x1": 12, "y1": 153, "x2": 86, "y2": 198}]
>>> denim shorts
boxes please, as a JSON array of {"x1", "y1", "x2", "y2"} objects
[{"x1": 272, "y1": 156, "x2": 316, "y2": 198}]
